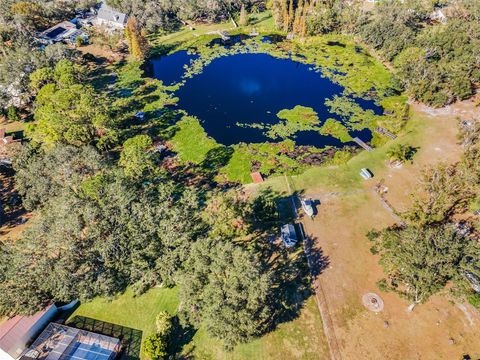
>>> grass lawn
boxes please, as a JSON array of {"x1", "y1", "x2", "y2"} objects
[
  {"x1": 150, "y1": 11, "x2": 275, "y2": 49},
  {"x1": 188, "y1": 296, "x2": 330, "y2": 360},
  {"x1": 68, "y1": 287, "x2": 179, "y2": 339},
  {"x1": 260, "y1": 107, "x2": 426, "y2": 194},
  {"x1": 170, "y1": 116, "x2": 219, "y2": 164},
  {"x1": 69, "y1": 288, "x2": 329, "y2": 360}
]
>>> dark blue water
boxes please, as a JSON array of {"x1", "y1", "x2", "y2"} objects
[
  {"x1": 150, "y1": 52, "x2": 382, "y2": 147},
  {"x1": 149, "y1": 50, "x2": 197, "y2": 86}
]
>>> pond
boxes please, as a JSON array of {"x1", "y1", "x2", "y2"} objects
[{"x1": 149, "y1": 52, "x2": 383, "y2": 148}]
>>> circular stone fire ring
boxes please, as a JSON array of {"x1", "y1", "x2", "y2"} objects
[{"x1": 362, "y1": 293, "x2": 384, "y2": 312}]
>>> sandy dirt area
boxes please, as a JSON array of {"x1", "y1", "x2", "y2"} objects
[{"x1": 297, "y1": 100, "x2": 480, "y2": 359}]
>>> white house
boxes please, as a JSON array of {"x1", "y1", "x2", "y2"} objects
[
  {"x1": 0, "y1": 305, "x2": 58, "y2": 360},
  {"x1": 94, "y1": 2, "x2": 128, "y2": 31}
]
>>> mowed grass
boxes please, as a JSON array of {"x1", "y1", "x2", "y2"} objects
[
  {"x1": 68, "y1": 287, "x2": 179, "y2": 339},
  {"x1": 70, "y1": 289, "x2": 329, "y2": 360},
  {"x1": 260, "y1": 108, "x2": 427, "y2": 193},
  {"x1": 150, "y1": 11, "x2": 275, "y2": 49}
]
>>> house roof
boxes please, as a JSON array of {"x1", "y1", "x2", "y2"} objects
[
  {"x1": 250, "y1": 172, "x2": 264, "y2": 183},
  {"x1": 40, "y1": 21, "x2": 76, "y2": 40},
  {"x1": 97, "y1": 2, "x2": 127, "y2": 25},
  {"x1": 0, "y1": 306, "x2": 53, "y2": 355}
]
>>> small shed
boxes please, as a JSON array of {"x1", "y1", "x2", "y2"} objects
[{"x1": 250, "y1": 172, "x2": 264, "y2": 183}]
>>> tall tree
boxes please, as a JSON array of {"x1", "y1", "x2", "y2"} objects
[
  {"x1": 292, "y1": 0, "x2": 303, "y2": 34},
  {"x1": 27, "y1": 61, "x2": 114, "y2": 148},
  {"x1": 125, "y1": 17, "x2": 149, "y2": 60},
  {"x1": 370, "y1": 224, "x2": 480, "y2": 304},
  {"x1": 0, "y1": 178, "x2": 202, "y2": 315},
  {"x1": 179, "y1": 238, "x2": 274, "y2": 349},
  {"x1": 13, "y1": 144, "x2": 106, "y2": 210},
  {"x1": 288, "y1": 0, "x2": 294, "y2": 31},
  {"x1": 239, "y1": 4, "x2": 248, "y2": 26},
  {"x1": 119, "y1": 134, "x2": 154, "y2": 178}
]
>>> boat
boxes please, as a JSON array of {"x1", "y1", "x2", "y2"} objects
[{"x1": 301, "y1": 198, "x2": 314, "y2": 217}]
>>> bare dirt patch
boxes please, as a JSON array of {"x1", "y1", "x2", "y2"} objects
[
  {"x1": 293, "y1": 101, "x2": 480, "y2": 359},
  {"x1": 301, "y1": 191, "x2": 480, "y2": 359}
]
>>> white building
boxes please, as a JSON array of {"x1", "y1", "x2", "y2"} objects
[{"x1": 94, "y1": 2, "x2": 128, "y2": 31}]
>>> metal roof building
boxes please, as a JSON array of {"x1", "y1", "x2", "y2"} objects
[
  {"x1": 20, "y1": 323, "x2": 121, "y2": 360},
  {"x1": 0, "y1": 305, "x2": 58, "y2": 360}
]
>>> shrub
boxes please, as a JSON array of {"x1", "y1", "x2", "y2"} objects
[
  {"x1": 6, "y1": 106, "x2": 20, "y2": 122},
  {"x1": 142, "y1": 333, "x2": 167, "y2": 360}
]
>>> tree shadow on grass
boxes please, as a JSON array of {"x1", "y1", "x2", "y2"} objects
[
  {"x1": 167, "y1": 315, "x2": 197, "y2": 358},
  {"x1": 67, "y1": 316, "x2": 142, "y2": 360},
  {"x1": 246, "y1": 189, "x2": 330, "y2": 329},
  {"x1": 147, "y1": 42, "x2": 182, "y2": 58},
  {"x1": 199, "y1": 146, "x2": 234, "y2": 179}
]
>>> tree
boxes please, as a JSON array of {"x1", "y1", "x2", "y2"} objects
[
  {"x1": 6, "y1": 106, "x2": 19, "y2": 121},
  {"x1": 271, "y1": 0, "x2": 285, "y2": 29},
  {"x1": 27, "y1": 61, "x2": 112, "y2": 148},
  {"x1": 179, "y1": 238, "x2": 274, "y2": 349},
  {"x1": 0, "y1": 177, "x2": 202, "y2": 316},
  {"x1": 125, "y1": 17, "x2": 149, "y2": 60},
  {"x1": 142, "y1": 311, "x2": 173, "y2": 360},
  {"x1": 202, "y1": 190, "x2": 252, "y2": 238},
  {"x1": 239, "y1": 4, "x2": 248, "y2": 26},
  {"x1": 29, "y1": 67, "x2": 54, "y2": 92},
  {"x1": 119, "y1": 135, "x2": 154, "y2": 178},
  {"x1": 370, "y1": 224, "x2": 479, "y2": 304},
  {"x1": 142, "y1": 333, "x2": 168, "y2": 360},
  {"x1": 13, "y1": 144, "x2": 106, "y2": 210},
  {"x1": 403, "y1": 140, "x2": 479, "y2": 226},
  {"x1": 292, "y1": 0, "x2": 303, "y2": 35},
  {"x1": 386, "y1": 143, "x2": 416, "y2": 163},
  {"x1": 287, "y1": 0, "x2": 294, "y2": 31},
  {"x1": 0, "y1": 40, "x2": 73, "y2": 110},
  {"x1": 155, "y1": 311, "x2": 173, "y2": 334}
]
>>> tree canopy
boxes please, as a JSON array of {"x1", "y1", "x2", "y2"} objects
[
  {"x1": 370, "y1": 224, "x2": 480, "y2": 304},
  {"x1": 179, "y1": 238, "x2": 274, "y2": 349},
  {"x1": 26, "y1": 60, "x2": 116, "y2": 148}
]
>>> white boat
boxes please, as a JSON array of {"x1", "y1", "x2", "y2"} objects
[{"x1": 301, "y1": 198, "x2": 314, "y2": 217}]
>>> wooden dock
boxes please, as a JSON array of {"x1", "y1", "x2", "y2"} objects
[
  {"x1": 352, "y1": 137, "x2": 373, "y2": 152},
  {"x1": 374, "y1": 126, "x2": 397, "y2": 139}
]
